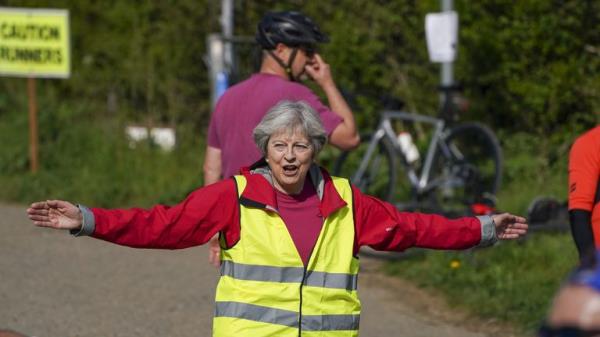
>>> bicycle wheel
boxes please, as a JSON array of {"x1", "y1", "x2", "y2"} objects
[
  {"x1": 427, "y1": 122, "x2": 502, "y2": 216},
  {"x1": 333, "y1": 133, "x2": 397, "y2": 202}
]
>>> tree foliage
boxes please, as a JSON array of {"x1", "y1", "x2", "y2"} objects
[{"x1": 0, "y1": 0, "x2": 598, "y2": 146}]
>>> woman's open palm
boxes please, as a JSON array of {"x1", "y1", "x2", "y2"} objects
[
  {"x1": 27, "y1": 200, "x2": 82, "y2": 230},
  {"x1": 492, "y1": 213, "x2": 528, "y2": 240}
]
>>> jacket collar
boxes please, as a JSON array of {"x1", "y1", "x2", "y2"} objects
[{"x1": 238, "y1": 158, "x2": 347, "y2": 218}]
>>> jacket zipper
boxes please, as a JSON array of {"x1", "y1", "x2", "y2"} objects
[
  {"x1": 298, "y1": 212, "x2": 323, "y2": 336},
  {"x1": 298, "y1": 266, "x2": 307, "y2": 337}
]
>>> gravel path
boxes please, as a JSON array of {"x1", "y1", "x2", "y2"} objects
[{"x1": 0, "y1": 203, "x2": 513, "y2": 337}]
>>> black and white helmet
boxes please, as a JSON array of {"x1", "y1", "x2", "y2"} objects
[{"x1": 256, "y1": 11, "x2": 329, "y2": 50}]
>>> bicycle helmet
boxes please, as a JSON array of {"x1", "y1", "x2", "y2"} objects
[{"x1": 256, "y1": 11, "x2": 329, "y2": 50}]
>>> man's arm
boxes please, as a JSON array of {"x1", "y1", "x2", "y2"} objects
[
  {"x1": 203, "y1": 145, "x2": 222, "y2": 185},
  {"x1": 305, "y1": 54, "x2": 359, "y2": 150},
  {"x1": 569, "y1": 209, "x2": 595, "y2": 259},
  {"x1": 202, "y1": 145, "x2": 224, "y2": 267},
  {"x1": 322, "y1": 82, "x2": 360, "y2": 150}
]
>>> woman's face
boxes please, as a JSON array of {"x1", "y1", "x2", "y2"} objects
[{"x1": 266, "y1": 128, "x2": 314, "y2": 195}]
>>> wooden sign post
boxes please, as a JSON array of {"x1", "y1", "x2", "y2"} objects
[{"x1": 28, "y1": 77, "x2": 38, "y2": 172}]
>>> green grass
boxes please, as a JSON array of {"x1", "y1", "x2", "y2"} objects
[
  {"x1": 384, "y1": 233, "x2": 578, "y2": 333},
  {"x1": 495, "y1": 131, "x2": 569, "y2": 215},
  {"x1": 0, "y1": 107, "x2": 204, "y2": 208}
]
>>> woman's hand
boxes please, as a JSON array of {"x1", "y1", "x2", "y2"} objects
[
  {"x1": 27, "y1": 200, "x2": 82, "y2": 230},
  {"x1": 492, "y1": 213, "x2": 528, "y2": 240}
]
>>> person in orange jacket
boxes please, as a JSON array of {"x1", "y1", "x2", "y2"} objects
[{"x1": 568, "y1": 126, "x2": 600, "y2": 260}]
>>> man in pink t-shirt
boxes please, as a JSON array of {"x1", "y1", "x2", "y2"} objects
[
  {"x1": 206, "y1": 73, "x2": 351, "y2": 179},
  {"x1": 203, "y1": 11, "x2": 359, "y2": 184},
  {"x1": 203, "y1": 11, "x2": 359, "y2": 266}
]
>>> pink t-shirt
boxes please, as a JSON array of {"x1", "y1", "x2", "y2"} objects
[
  {"x1": 275, "y1": 179, "x2": 323, "y2": 266},
  {"x1": 207, "y1": 73, "x2": 343, "y2": 179}
]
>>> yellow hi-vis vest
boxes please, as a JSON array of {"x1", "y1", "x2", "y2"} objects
[{"x1": 213, "y1": 175, "x2": 361, "y2": 337}]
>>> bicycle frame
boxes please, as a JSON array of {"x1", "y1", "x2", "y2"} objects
[{"x1": 354, "y1": 110, "x2": 452, "y2": 196}]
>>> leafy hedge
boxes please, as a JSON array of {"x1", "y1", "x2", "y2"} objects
[{"x1": 2, "y1": 1, "x2": 598, "y2": 133}]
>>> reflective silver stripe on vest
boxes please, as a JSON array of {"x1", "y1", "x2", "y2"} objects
[
  {"x1": 304, "y1": 270, "x2": 358, "y2": 291},
  {"x1": 215, "y1": 301, "x2": 359, "y2": 331},
  {"x1": 221, "y1": 260, "x2": 303, "y2": 283},
  {"x1": 215, "y1": 301, "x2": 298, "y2": 328},
  {"x1": 221, "y1": 260, "x2": 358, "y2": 290},
  {"x1": 301, "y1": 313, "x2": 360, "y2": 331}
]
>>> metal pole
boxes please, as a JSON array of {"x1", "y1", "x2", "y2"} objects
[
  {"x1": 440, "y1": 0, "x2": 454, "y2": 86},
  {"x1": 206, "y1": 0, "x2": 233, "y2": 109},
  {"x1": 27, "y1": 77, "x2": 39, "y2": 173},
  {"x1": 208, "y1": 33, "x2": 225, "y2": 108},
  {"x1": 221, "y1": 0, "x2": 234, "y2": 69}
]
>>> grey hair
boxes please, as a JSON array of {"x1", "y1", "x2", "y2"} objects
[{"x1": 253, "y1": 100, "x2": 327, "y2": 157}]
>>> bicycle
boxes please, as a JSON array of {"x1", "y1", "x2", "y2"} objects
[{"x1": 333, "y1": 85, "x2": 503, "y2": 217}]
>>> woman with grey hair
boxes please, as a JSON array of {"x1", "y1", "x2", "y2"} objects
[
  {"x1": 254, "y1": 100, "x2": 327, "y2": 158},
  {"x1": 27, "y1": 100, "x2": 528, "y2": 337}
]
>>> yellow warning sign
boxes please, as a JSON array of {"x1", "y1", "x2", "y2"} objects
[{"x1": 0, "y1": 7, "x2": 70, "y2": 78}]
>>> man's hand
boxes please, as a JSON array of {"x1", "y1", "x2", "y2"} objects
[
  {"x1": 208, "y1": 235, "x2": 221, "y2": 268},
  {"x1": 27, "y1": 200, "x2": 82, "y2": 230},
  {"x1": 304, "y1": 54, "x2": 334, "y2": 88}
]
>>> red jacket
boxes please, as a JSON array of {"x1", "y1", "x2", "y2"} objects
[{"x1": 89, "y1": 167, "x2": 487, "y2": 255}]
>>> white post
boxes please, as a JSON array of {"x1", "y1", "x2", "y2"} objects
[
  {"x1": 208, "y1": 0, "x2": 234, "y2": 109},
  {"x1": 440, "y1": 0, "x2": 454, "y2": 86},
  {"x1": 207, "y1": 34, "x2": 225, "y2": 108}
]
